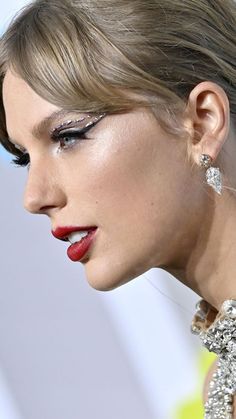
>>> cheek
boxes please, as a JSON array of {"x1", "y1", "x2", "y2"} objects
[
  {"x1": 62, "y1": 123, "x2": 197, "y2": 290},
  {"x1": 82, "y1": 134, "x2": 188, "y2": 231},
  {"x1": 90, "y1": 142, "x2": 189, "y2": 241},
  {"x1": 68, "y1": 126, "x2": 192, "y2": 245},
  {"x1": 84, "y1": 176, "x2": 195, "y2": 293}
]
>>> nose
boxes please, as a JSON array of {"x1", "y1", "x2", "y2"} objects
[{"x1": 23, "y1": 162, "x2": 65, "y2": 215}]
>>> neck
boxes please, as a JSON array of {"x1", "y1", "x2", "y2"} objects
[{"x1": 166, "y1": 191, "x2": 236, "y2": 311}]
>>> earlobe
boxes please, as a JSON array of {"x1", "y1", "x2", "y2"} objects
[{"x1": 185, "y1": 81, "x2": 231, "y2": 166}]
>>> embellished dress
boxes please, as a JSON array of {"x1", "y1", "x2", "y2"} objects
[{"x1": 191, "y1": 299, "x2": 236, "y2": 419}]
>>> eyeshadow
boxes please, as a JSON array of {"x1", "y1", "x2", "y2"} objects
[{"x1": 50, "y1": 113, "x2": 106, "y2": 137}]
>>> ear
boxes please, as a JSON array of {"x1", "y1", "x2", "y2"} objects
[{"x1": 183, "y1": 81, "x2": 231, "y2": 166}]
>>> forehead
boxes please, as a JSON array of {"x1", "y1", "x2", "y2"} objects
[{"x1": 2, "y1": 69, "x2": 60, "y2": 137}]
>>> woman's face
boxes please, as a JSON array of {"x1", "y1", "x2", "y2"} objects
[{"x1": 2, "y1": 69, "x2": 205, "y2": 291}]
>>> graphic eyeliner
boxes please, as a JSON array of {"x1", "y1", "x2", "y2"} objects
[
  {"x1": 51, "y1": 113, "x2": 106, "y2": 138},
  {"x1": 51, "y1": 116, "x2": 104, "y2": 140},
  {"x1": 11, "y1": 113, "x2": 106, "y2": 168}
]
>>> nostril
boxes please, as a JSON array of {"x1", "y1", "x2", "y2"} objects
[
  {"x1": 36, "y1": 205, "x2": 58, "y2": 216},
  {"x1": 40, "y1": 205, "x2": 56, "y2": 212},
  {"x1": 24, "y1": 199, "x2": 55, "y2": 215}
]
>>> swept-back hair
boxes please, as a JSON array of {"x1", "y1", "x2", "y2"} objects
[{"x1": 1, "y1": 0, "x2": 236, "y2": 164}]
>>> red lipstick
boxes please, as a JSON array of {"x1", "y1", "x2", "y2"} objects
[
  {"x1": 51, "y1": 226, "x2": 98, "y2": 262},
  {"x1": 67, "y1": 229, "x2": 97, "y2": 262},
  {"x1": 52, "y1": 226, "x2": 97, "y2": 241}
]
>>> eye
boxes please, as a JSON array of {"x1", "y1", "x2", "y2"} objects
[
  {"x1": 52, "y1": 114, "x2": 106, "y2": 154},
  {"x1": 10, "y1": 113, "x2": 106, "y2": 168},
  {"x1": 11, "y1": 128, "x2": 90, "y2": 168},
  {"x1": 53, "y1": 127, "x2": 91, "y2": 151},
  {"x1": 10, "y1": 130, "x2": 87, "y2": 168}
]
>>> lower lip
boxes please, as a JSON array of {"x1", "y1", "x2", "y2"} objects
[{"x1": 67, "y1": 229, "x2": 98, "y2": 262}]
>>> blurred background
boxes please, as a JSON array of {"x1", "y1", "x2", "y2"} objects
[{"x1": 0, "y1": 2, "x2": 215, "y2": 418}]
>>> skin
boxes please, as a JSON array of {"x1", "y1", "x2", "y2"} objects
[{"x1": 3, "y1": 69, "x2": 236, "y2": 312}]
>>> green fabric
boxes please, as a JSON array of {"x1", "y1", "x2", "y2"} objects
[{"x1": 172, "y1": 350, "x2": 216, "y2": 419}]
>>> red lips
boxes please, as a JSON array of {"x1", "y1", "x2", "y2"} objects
[
  {"x1": 52, "y1": 226, "x2": 97, "y2": 241},
  {"x1": 67, "y1": 229, "x2": 98, "y2": 262}
]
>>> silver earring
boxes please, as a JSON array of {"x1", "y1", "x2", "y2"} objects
[{"x1": 199, "y1": 154, "x2": 223, "y2": 195}]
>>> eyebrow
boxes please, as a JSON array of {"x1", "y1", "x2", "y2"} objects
[
  {"x1": 8, "y1": 109, "x2": 85, "y2": 149},
  {"x1": 31, "y1": 110, "x2": 84, "y2": 139}
]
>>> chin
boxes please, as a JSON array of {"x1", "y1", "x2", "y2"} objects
[
  {"x1": 85, "y1": 260, "x2": 141, "y2": 292},
  {"x1": 83, "y1": 256, "x2": 151, "y2": 292},
  {"x1": 86, "y1": 272, "x2": 131, "y2": 292}
]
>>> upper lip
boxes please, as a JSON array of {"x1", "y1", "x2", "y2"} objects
[{"x1": 52, "y1": 226, "x2": 97, "y2": 242}]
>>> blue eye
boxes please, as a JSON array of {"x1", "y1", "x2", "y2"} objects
[
  {"x1": 53, "y1": 128, "x2": 90, "y2": 151},
  {"x1": 11, "y1": 131, "x2": 86, "y2": 168},
  {"x1": 11, "y1": 115, "x2": 105, "y2": 168}
]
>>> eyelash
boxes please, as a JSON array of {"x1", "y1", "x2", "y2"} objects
[{"x1": 11, "y1": 121, "x2": 97, "y2": 168}]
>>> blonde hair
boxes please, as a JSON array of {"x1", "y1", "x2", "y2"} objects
[{"x1": 1, "y1": 0, "x2": 236, "y2": 166}]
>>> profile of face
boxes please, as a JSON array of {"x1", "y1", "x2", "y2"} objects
[{"x1": 2, "y1": 69, "x2": 229, "y2": 293}]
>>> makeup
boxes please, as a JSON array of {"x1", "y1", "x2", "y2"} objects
[
  {"x1": 52, "y1": 225, "x2": 97, "y2": 241},
  {"x1": 52, "y1": 226, "x2": 98, "y2": 262},
  {"x1": 50, "y1": 112, "x2": 106, "y2": 137},
  {"x1": 67, "y1": 228, "x2": 98, "y2": 262},
  {"x1": 11, "y1": 112, "x2": 106, "y2": 167}
]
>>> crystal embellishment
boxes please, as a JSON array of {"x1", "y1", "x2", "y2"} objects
[
  {"x1": 199, "y1": 154, "x2": 222, "y2": 195},
  {"x1": 191, "y1": 299, "x2": 236, "y2": 418},
  {"x1": 200, "y1": 154, "x2": 213, "y2": 168},
  {"x1": 206, "y1": 167, "x2": 222, "y2": 195},
  {"x1": 222, "y1": 300, "x2": 236, "y2": 318}
]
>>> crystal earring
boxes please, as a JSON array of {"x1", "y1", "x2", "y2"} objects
[{"x1": 199, "y1": 154, "x2": 223, "y2": 195}]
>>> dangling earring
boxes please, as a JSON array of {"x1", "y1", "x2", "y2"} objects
[{"x1": 199, "y1": 154, "x2": 223, "y2": 195}]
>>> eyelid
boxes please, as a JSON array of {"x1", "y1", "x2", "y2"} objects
[
  {"x1": 53, "y1": 120, "x2": 100, "y2": 140},
  {"x1": 50, "y1": 113, "x2": 106, "y2": 138},
  {"x1": 10, "y1": 113, "x2": 106, "y2": 153},
  {"x1": 50, "y1": 116, "x2": 87, "y2": 136}
]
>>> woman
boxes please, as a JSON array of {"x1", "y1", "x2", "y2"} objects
[{"x1": 1, "y1": 0, "x2": 236, "y2": 416}]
